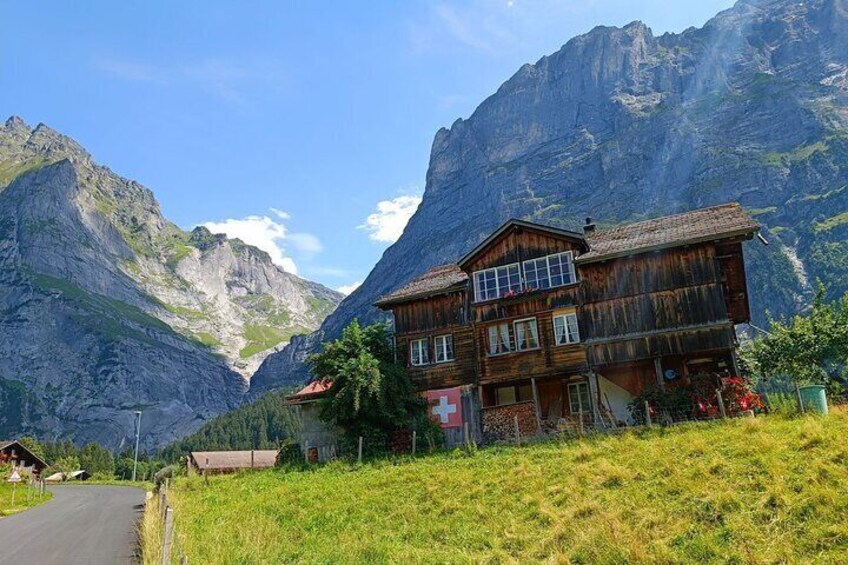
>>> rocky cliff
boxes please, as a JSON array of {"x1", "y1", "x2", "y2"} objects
[
  {"x1": 0, "y1": 118, "x2": 342, "y2": 448},
  {"x1": 252, "y1": 0, "x2": 848, "y2": 395}
]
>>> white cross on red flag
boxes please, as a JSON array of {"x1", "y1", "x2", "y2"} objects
[{"x1": 426, "y1": 387, "x2": 463, "y2": 429}]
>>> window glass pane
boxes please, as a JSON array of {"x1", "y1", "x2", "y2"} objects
[
  {"x1": 487, "y1": 326, "x2": 499, "y2": 354},
  {"x1": 517, "y1": 384, "x2": 532, "y2": 402},
  {"x1": 474, "y1": 272, "x2": 485, "y2": 302},
  {"x1": 496, "y1": 386, "x2": 517, "y2": 406},
  {"x1": 549, "y1": 257, "x2": 564, "y2": 287},
  {"x1": 488, "y1": 323, "x2": 514, "y2": 355},
  {"x1": 523, "y1": 260, "x2": 538, "y2": 290},
  {"x1": 435, "y1": 335, "x2": 454, "y2": 362},
  {"x1": 514, "y1": 319, "x2": 538, "y2": 350},
  {"x1": 537, "y1": 260, "x2": 550, "y2": 289},
  {"x1": 566, "y1": 313, "x2": 580, "y2": 343},
  {"x1": 569, "y1": 382, "x2": 589, "y2": 413},
  {"x1": 553, "y1": 316, "x2": 567, "y2": 345}
]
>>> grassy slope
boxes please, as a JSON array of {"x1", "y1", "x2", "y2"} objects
[
  {"x1": 0, "y1": 482, "x2": 52, "y2": 517},
  {"x1": 150, "y1": 409, "x2": 848, "y2": 564}
]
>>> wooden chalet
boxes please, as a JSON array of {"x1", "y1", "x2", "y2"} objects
[
  {"x1": 0, "y1": 440, "x2": 48, "y2": 476},
  {"x1": 375, "y1": 203, "x2": 759, "y2": 441}
]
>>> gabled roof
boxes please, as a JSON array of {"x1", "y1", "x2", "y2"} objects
[
  {"x1": 577, "y1": 203, "x2": 759, "y2": 264},
  {"x1": 374, "y1": 264, "x2": 468, "y2": 308},
  {"x1": 285, "y1": 380, "x2": 333, "y2": 404},
  {"x1": 0, "y1": 439, "x2": 49, "y2": 469},
  {"x1": 190, "y1": 450, "x2": 279, "y2": 471},
  {"x1": 457, "y1": 219, "x2": 586, "y2": 269}
]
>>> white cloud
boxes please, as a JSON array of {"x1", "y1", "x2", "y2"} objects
[
  {"x1": 288, "y1": 232, "x2": 323, "y2": 255},
  {"x1": 201, "y1": 212, "x2": 321, "y2": 275},
  {"x1": 336, "y1": 281, "x2": 362, "y2": 296},
  {"x1": 359, "y1": 194, "x2": 422, "y2": 244}
]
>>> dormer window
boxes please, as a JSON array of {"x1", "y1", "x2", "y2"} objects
[
  {"x1": 523, "y1": 251, "x2": 576, "y2": 291},
  {"x1": 473, "y1": 263, "x2": 521, "y2": 302}
]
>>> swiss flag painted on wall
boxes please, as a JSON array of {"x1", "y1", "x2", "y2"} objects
[{"x1": 426, "y1": 387, "x2": 463, "y2": 429}]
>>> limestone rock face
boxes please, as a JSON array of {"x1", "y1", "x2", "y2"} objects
[
  {"x1": 252, "y1": 0, "x2": 848, "y2": 395},
  {"x1": 0, "y1": 118, "x2": 343, "y2": 448}
]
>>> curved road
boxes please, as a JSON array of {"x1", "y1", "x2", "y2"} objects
[{"x1": 0, "y1": 485, "x2": 144, "y2": 565}]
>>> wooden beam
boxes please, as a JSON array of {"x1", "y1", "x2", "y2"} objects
[
  {"x1": 530, "y1": 378, "x2": 542, "y2": 433},
  {"x1": 586, "y1": 371, "x2": 606, "y2": 428},
  {"x1": 654, "y1": 357, "x2": 664, "y2": 388}
]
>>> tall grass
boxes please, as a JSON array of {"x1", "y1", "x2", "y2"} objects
[{"x1": 146, "y1": 408, "x2": 848, "y2": 564}]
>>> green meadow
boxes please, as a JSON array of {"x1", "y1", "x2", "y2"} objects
[
  {"x1": 146, "y1": 408, "x2": 848, "y2": 564},
  {"x1": 0, "y1": 481, "x2": 51, "y2": 517}
]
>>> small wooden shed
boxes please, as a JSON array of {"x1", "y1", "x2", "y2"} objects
[
  {"x1": 285, "y1": 381, "x2": 339, "y2": 463},
  {"x1": 188, "y1": 450, "x2": 279, "y2": 475}
]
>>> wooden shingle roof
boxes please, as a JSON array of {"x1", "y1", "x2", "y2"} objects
[
  {"x1": 578, "y1": 203, "x2": 759, "y2": 264},
  {"x1": 374, "y1": 264, "x2": 468, "y2": 307},
  {"x1": 285, "y1": 380, "x2": 333, "y2": 404},
  {"x1": 374, "y1": 203, "x2": 758, "y2": 307}
]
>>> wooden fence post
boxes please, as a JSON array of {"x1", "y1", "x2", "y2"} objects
[
  {"x1": 716, "y1": 389, "x2": 727, "y2": 419},
  {"x1": 161, "y1": 507, "x2": 174, "y2": 565},
  {"x1": 357, "y1": 436, "x2": 363, "y2": 463},
  {"x1": 411, "y1": 430, "x2": 417, "y2": 455},
  {"x1": 644, "y1": 401, "x2": 652, "y2": 427},
  {"x1": 795, "y1": 382, "x2": 806, "y2": 414},
  {"x1": 463, "y1": 421, "x2": 470, "y2": 449},
  {"x1": 513, "y1": 414, "x2": 521, "y2": 445}
]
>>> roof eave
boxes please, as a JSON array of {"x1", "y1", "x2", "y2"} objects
[{"x1": 373, "y1": 283, "x2": 467, "y2": 309}]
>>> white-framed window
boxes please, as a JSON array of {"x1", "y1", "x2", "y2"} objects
[
  {"x1": 410, "y1": 338, "x2": 429, "y2": 366},
  {"x1": 434, "y1": 334, "x2": 455, "y2": 363},
  {"x1": 473, "y1": 263, "x2": 522, "y2": 302},
  {"x1": 487, "y1": 323, "x2": 515, "y2": 356},
  {"x1": 523, "y1": 251, "x2": 576, "y2": 291},
  {"x1": 513, "y1": 318, "x2": 540, "y2": 351},
  {"x1": 568, "y1": 382, "x2": 591, "y2": 414},
  {"x1": 553, "y1": 312, "x2": 581, "y2": 345}
]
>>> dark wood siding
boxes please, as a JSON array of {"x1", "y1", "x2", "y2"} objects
[
  {"x1": 465, "y1": 227, "x2": 583, "y2": 274},
  {"x1": 577, "y1": 243, "x2": 744, "y2": 366},
  {"x1": 476, "y1": 310, "x2": 588, "y2": 384},
  {"x1": 474, "y1": 285, "x2": 581, "y2": 323},
  {"x1": 392, "y1": 292, "x2": 467, "y2": 335},
  {"x1": 716, "y1": 242, "x2": 751, "y2": 324},
  {"x1": 396, "y1": 325, "x2": 477, "y2": 390}
]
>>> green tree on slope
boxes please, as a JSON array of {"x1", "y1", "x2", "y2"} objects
[
  {"x1": 309, "y1": 320, "x2": 439, "y2": 455},
  {"x1": 744, "y1": 288, "x2": 848, "y2": 392}
]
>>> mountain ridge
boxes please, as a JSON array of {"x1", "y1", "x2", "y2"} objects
[
  {"x1": 0, "y1": 117, "x2": 343, "y2": 448},
  {"x1": 251, "y1": 0, "x2": 848, "y2": 395}
]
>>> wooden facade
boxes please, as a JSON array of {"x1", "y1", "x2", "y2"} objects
[{"x1": 376, "y1": 204, "x2": 760, "y2": 439}]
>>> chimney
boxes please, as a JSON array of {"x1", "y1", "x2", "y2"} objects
[{"x1": 583, "y1": 217, "x2": 596, "y2": 234}]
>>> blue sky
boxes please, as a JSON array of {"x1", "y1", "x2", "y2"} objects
[{"x1": 2, "y1": 0, "x2": 734, "y2": 293}]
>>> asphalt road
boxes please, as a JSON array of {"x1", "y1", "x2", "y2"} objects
[{"x1": 0, "y1": 485, "x2": 145, "y2": 565}]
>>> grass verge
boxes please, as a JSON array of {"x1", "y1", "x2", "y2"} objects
[
  {"x1": 0, "y1": 482, "x2": 52, "y2": 517},
  {"x1": 144, "y1": 408, "x2": 848, "y2": 564}
]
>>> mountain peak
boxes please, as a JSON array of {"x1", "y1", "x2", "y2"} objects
[{"x1": 4, "y1": 115, "x2": 28, "y2": 130}]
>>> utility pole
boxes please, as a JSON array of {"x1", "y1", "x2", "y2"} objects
[{"x1": 132, "y1": 410, "x2": 142, "y2": 482}]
